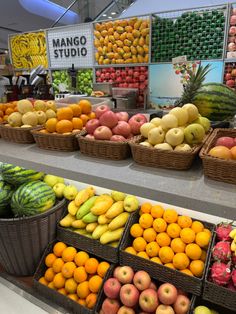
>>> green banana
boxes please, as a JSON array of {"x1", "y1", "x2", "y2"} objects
[
  {"x1": 82, "y1": 212, "x2": 98, "y2": 223},
  {"x1": 76, "y1": 196, "x2": 98, "y2": 219}
]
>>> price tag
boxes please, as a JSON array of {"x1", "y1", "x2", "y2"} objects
[{"x1": 172, "y1": 56, "x2": 187, "y2": 64}]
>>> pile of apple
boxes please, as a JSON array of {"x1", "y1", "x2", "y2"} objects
[
  {"x1": 96, "y1": 66, "x2": 148, "y2": 106},
  {"x1": 139, "y1": 104, "x2": 211, "y2": 151},
  {"x1": 227, "y1": 8, "x2": 236, "y2": 58},
  {"x1": 208, "y1": 136, "x2": 236, "y2": 160},
  {"x1": 224, "y1": 63, "x2": 236, "y2": 88},
  {"x1": 85, "y1": 104, "x2": 147, "y2": 141},
  {"x1": 100, "y1": 266, "x2": 191, "y2": 314}
]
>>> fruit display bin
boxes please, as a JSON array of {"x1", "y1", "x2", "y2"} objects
[
  {"x1": 31, "y1": 128, "x2": 80, "y2": 152},
  {"x1": 190, "y1": 296, "x2": 236, "y2": 314},
  {"x1": 226, "y1": 6, "x2": 236, "y2": 59},
  {"x1": 0, "y1": 123, "x2": 40, "y2": 144},
  {"x1": 223, "y1": 62, "x2": 236, "y2": 89},
  {"x1": 0, "y1": 198, "x2": 66, "y2": 276},
  {"x1": 33, "y1": 239, "x2": 114, "y2": 314},
  {"x1": 119, "y1": 211, "x2": 215, "y2": 296},
  {"x1": 202, "y1": 233, "x2": 236, "y2": 311},
  {"x1": 200, "y1": 128, "x2": 236, "y2": 185}
]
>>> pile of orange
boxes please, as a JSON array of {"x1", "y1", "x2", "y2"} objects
[
  {"x1": 125, "y1": 203, "x2": 212, "y2": 278},
  {"x1": 41, "y1": 99, "x2": 95, "y2": 135},
  {"x1": 0, "y1": 102, "x2": 18, "y2": 123},
  {"x1": 38, "y1": 242, "x2": 110, "y2": 309}
]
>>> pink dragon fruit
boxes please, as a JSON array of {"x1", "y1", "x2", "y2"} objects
[
  {"x1": 232, "y1": 269, "x2": 236, "y2": 287},
  {"x1": 212, "y1": 241, "x2": 231, "y2": 262},
  {"x1": 211, "y1": 262, "x2": 231, "y2": 286},
  {"x1": 216, "y1": 223, "x2": 232, "y2": 241},
  {"x1": 227, "y1": 280, "x2": 236, "y2": 291}
]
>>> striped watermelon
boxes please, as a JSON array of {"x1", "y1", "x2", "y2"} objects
[
  {"x1": 11, "y1": 181, "x2": 56, "y2": 217},
  {"x1": 1, "y1": 163, "x2": 44, "y2": 186},
  {"x1": 193, "y1": 83, "x2": 236, "y2": 121},
  {"x1": 0, "y1": 181, "x2": 14, "y2": 215}
]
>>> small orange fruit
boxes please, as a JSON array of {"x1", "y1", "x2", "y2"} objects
[
  {"x1": 85, "y1": 258, "x2": 99, "y2": 274},
  {"x1": 97, "y1": 261, "x2": 110, "y2": 278},
  {"x1": 78, "y1": 299, "x2": 86, "y2": 306},
  {"x1": 80, "y1": 114, "x2": 90, "y2": 126},
  {"x1": 165, "y1": 263, "x2": 175, "y2": 269},
  {"x1": 69, "y1": 104, "x2": 82, "y2": 117},
  {"x1": 57, "y1": 107, "x2": 73, "y2": 121},
  {"x1": 86, "y1": 293, "x2": 97, "y2": 309},
  {"x1": 5, "y1": 108, "x2": 14, "y2": 115},
  {"x1": 181, "y1": 269, "x2": 193, "y2": 276},
  {"x1": 65, "y1": 278, "x2": 78, "y2": 294},
  {"x1": 177, "y1": 216, "x2": 192, "y2": 228},
  {"x1": 77, "y1": 281, "x2": 90, "y2": 299},
  {"x1": 45, "y1": 253, "x2": 57, "y2": 268},
  {"x1": 180, "y1": 228, "x2": 195, "y2": 244},
  {"x1": 156, "y1": 232, "x2": 171, "y2": 247},
  {"x1": 62, "y1": 247, "x2": 77, "y2": 262},
  {"x1": 146, "y1": 241, "x2": 160, "y2": 257},
  {"x1": 52, "y1": 258, "x2": 65, "y2": 273},
  {"x1": 143, "y1": 228, "x2": 157, "y2": 242},
  {"x1": 68, "y1": 294, "x2": 78, "y2": 302},
  {"x1": 53, "y1": 272, "x2": 66, "y2": 289},
  {"x1": 140, "y1": 202, "x2": 152, "y2": 214},
  {"x1": 153, "y1": 218, "x2": 167, "y2": 233},
  {"x1": 137, "y1": 251, "x2": 149, "y2": 259},
  {"x1": 191, "y1": 221, "x2": 204, "y2": 234},
  {"x1": 74, "y1": 266, "x2": 88, "y2": 283},
  {"x1": 0, "y1": 110, "x2": 3, "y2": 117},
  {"x1": 151, "y1": 257, "x2": 162, "y2": 264},
  {"x1": 167, "y1": 223, "x2": 181, "y2": 239},
  {"x1": 61, "y1": 262, "x2": 77, "y2": 278},
  {"x1": 74, "y1": 251, "x2": 90, "y2": 267},
  {"x1": 56, "y1": 120, "x2": 73, "y2": 134},
  {"x1": 171, "y1": 238, "x2": 186, "y2": 253},
  {"x1": 173, "y1": 253, "x2": 190, "y2": 270},
  {"x1": 88, "y1": 275, "x2": 103, "y2": 293},
  {"x1": 139, "y1": 213, "x2": 153, "y2": 229},
  {"x1": 132, "y1": 237, "x2": 147, "y2": 252},
  {"x1": 125, "y1": 246, "x2": 137, "y2": 255},
  {"x1": 78, "y1": 99, "x2": 92, "y2": 114},
  {"x1": 151, "y1": 205, "x2": 164, "y2": 218},
  {"x1": 3, "y1": 115, "x2": 8, "y2": 121},
  {"x1": 185, "y1": 243, "x2": 202, "y2": 260},
  {"x1": 203, "y1": 228, "x2": 212, "y2": 237},
  {"x1": 189, "y1": 260, "x2": 204, "y2": 277},
  {"x1": 72, "y1": 117, "x2": 83, "y2": 130},
  {"x1": 48, "y1": 281, "x2": 56, "y2": 290},
  {"x1": 88, "y1": 112, "x2": 96, "y2": 119},
  {"x1": 45, "y1": 118, "x2": 58, "y2": 133},
  {"x1": 159, "y1": 246, "x2": 174, "y2": 264},
  {"x1": 163, "y1": 209, "x2": 178, "y2": 224},
  {"x1": 130, "y1": 223, "x2": 143, "y2": 238},
  {"x1": 58, "y1": 288, "x2": 67, "y2": 295},
  {"x1": 200, "y1": 250, "x2": 207, "y2": 262},
  {"x1": 39, "y1": 277, "x2": 48, "y2": 286},
  {"x1": 44, "y1": 267, "x2": 55, "y2": 282},
  {"x1": 195, "y1": 232, "x2": 210, "y2": 248}
]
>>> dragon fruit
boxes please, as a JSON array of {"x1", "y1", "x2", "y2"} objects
[
  {"x1": 216, "y1": 223, "x2": 232, "y2": 241},
  {"x1": 232, "y1": 269, "x2": 236, "y2": 287},
  {"x1": 211, "y1": 262, "x2": 231, "y2": 286},
  {"x1": 212, "y1": 241, "x2": 231, "y2": 262}
]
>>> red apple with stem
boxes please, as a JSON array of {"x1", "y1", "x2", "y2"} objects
[
  {"x1": 120, "y1": 284, "x2": 139, "y2": 307},
  {"x1": 104, "y1": 278, "x2": 121, "y2": 299},
  {"x1": 95, "y1": 105, "x2": 110, "y2": 118},
  {"x1": 85, "y1": 118, "x2": 100, "y2": 134},
  {"x1": 157, "y1": 283, "x2": 178, "y2": 305},
  {"x1": 139, "y1": 288, "x2": 159, "y2": 313},
  {"x1": 94, "y1": 126, "x2": 112, "y2": 140},
  {"x1": 128, "y1": 114, "x2": 147, "y2": 135}
]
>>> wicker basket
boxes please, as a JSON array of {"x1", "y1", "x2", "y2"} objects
[
  {"x1": 203, "y1": 232, "x2": 236, "y2": 311},
  {"x1": 77, "y1": 131, "x2": 131, "y2": 160},
  {"x1": 200, "y1": 128, "x2": 236, "y2": 185},
  {"x1": 119, "y1": 211, "x2": 215, "y2": 296},
  {"x1": 0, "y1": 123, "x2": 39, "y2": 144},
  {"x1": 31, "y1": 128, "x2": 79, "y2": 151},
  {"x1": 190, "y1": 296, "x2": 236, "y2": 314},
  {"x1": 0, "y1": 199, "x2": 66, "y2": 276},
  {"x1": 33, "y1": 239, "x2": 113, "y2": 314}
]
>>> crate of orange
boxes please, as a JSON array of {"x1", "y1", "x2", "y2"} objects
[
  {"x1": 119, "y1": 202, "x2": 215, "y2": 296},
  {"x1": 33, "y1": 240, "x2": 113, "y2": 314},
  {"x1": 31, "y1": 99, "x2": 95, "y2": 151}
]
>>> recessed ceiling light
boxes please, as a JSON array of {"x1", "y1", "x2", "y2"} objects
[
  {"x1": 111, "y1": 12, "x2": 116, "y2": 15},
  {"x1": 108, "y1": 16, "x2": 112, "y2": 19},
  {"x1": 103, "y1": 14, "x2": 107, "y2": 17}
]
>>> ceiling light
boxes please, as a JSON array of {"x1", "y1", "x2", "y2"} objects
[
  {"x1": 111, "y1": 12, "x2": 116, "y2": 15},
  {"x1": 108, "y1": 16, "x2": 112, "y2": 19},
  {"x1": 103, "y1": 14, "x2": 107, "y2": 17}
]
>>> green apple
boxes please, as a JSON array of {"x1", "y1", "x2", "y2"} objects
[
  {"x1": 148, "y1": 127, "x2": 165, "y2": 145},
  {"x1": 53, "y1": 183, "x2": 66, "y2": 198},
  {"x1": 184, "y1": 124, "x2": 205, "y2": 145},
  {"x1": 44, "y1": 174, "x2": 60, "y2": 187},
  {"x1": 124, "y1": 195, "x2": 139, "y2": 212},
  {"x1": 154, "y1": 143, "x2": 173, "y2": 150},
  {"x1": 63, "y1": 185, "x2": 78, "y2": 200},
  {"x1": 161, "y1": 114, "x2": 178, "y2": 130},
  {"x1": 193, "y1": 116, "x2": 211, "y2": 132},
  {"x1": 169, "y1": 107, "x2": 189, "y2": 126},
  {"x1": 140, "y1": 141, "x2": 153, "y2": 147},
  {"x1": 174, "y1": 143, "x2": 192, "y2": 152},
  {"x1": 150, "y1": 117, "x2": 162, "y2": 127},
  {"x1": 111, "y1": 190, "x2": 126, "y2": 201},
  {"x1": 165, "y1": 128, "x2": 184, "y2": 146},
  {"x1": 140, "y1": 122, "x2": 156, "y2": 138},
  {"x1": 194, "y1": 306, "x2": 211, "y2": 314},
  {"x1": 182, "y1": 103, "x2": 199, "y2": 123}
]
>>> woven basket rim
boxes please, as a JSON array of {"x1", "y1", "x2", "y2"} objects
[
  {"x1": 31, "y1": 127, "x2": 80, "y2": 139},
  {"x1": 0, "y1": 122, "x2": 41, "y2": 131}
]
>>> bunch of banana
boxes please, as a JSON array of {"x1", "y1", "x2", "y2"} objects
[{"x1": 230, "y1": 228, "x2": 236, "y2": 254}]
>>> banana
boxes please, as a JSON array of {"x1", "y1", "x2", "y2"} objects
[{"x1": 229, "y1": 229, "x2": 236, "y2": 239}]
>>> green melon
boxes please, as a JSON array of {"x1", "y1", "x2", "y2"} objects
[{"x1": 0, "y1": 180, "x2": 14, "y2": 216}]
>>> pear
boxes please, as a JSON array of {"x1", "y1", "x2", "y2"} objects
[
  {"x1": 44, "y1": 174, "x2": 61, "y2": 187},
  {"x1": 46, "y1": 109, "x2": 56, "y2": 119},
  {"x1": 21, "y1": 124, "x2": 32, "y2": 128},
  {"x1": 17, "y1": 99, "x2": 33, "y2": 114},
  {"x1": 22, "y1": 112, "x2": 38, "y2": 127},
  {"x1": 63, "y1": 185, "x2": 78, "y2": 201},
  {"x1": 34, "y1": 100, "x2": 47, "y2": 112},
  {"x1": 46, "y1": 101, "x2": 57, "y2": 112},
  {"x1": 124, "y1": 195, "x2": 139, "y2": 212},
  {"x1": 8, "y1": 112, "x2": 22, "y2": 127},
  {"x1": 36, "y1": 111, "x2": 47, "y2": 125},
  {"x1": 111, "y1": 190, "x2": 126, "y2": 201},
  {"x1": 53, "y1": 183, "x2": 66, "y2": 198}
]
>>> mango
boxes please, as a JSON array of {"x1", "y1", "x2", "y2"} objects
[
  {"x1": 132, "y1": 29, "x2": 140, "y2": 38},
  {"x1": 91, "y1": 197, "x2": 114, "y2": 216},
  {"x1": 140, "y1": 21, "x2": 148, "y2": 30},
  {"x1": 120, "y1": 32, "x2": 127, "y2": 41},
  {"x1": 127, "y1": 33, "x2": 134, "y2": 41},
  {"x1": 76, "y1": 196, "x2": 98, "y2": 219},
  {"x1": 141, "y1": 28, "x2": 149, "y2": 37},
  {"x1": 82, "y1": 212, "x2": 98, "y2": 223},
  {"x1": 71, "y1": 219, "x2": 87, "y2": 229},
  {"x1": 108, "y1": 28, "x2": 114, "y2": 35},
  {"x1": 125, "y1": 25, "x2": 133, "y2": 33},
  {"x1": 68, "y1": 200, "x2": 79, "y2": 216},
  {"x1": 108, "y1": 212, "x2": 130, "y2": 231},
  {"x1": 74, "y1": 229, "x2": 88, "y2": 235},
  {"x1": 108, "y1": 35, "x2": 115, "y2": 43},
  {"x1": 114, "y1": 32, "x2": 120, "y2": 40},
  {"x1": 124, "y1": 39, "x2": 132, "y2": 47},
  {"x1": 133, "y1": 38, "x2": 139, "y2": 47},
  {"x1": 137, "y1": 55, "x2": 144, "y2": 63},
  {"x1": 106, "y1": 201, "x2": 124, "y2": 219},
  {"x1": 138, "y1": 37, "x2": 145, "y2": 47},
  {"x1": 104, "y1": 35, "x2": 109, "y2": 45},
  {"x1": 103, "y1": 59, "x2": 110, "y2": 65},
  {"x1": 94, "y1": 31, "x2": 101, "y2": 39},
  {"x1": 134, "y1": 20, "x2": 142, "y2": 29},
  {"x1": 99, "y1": 37, "x2": 104, "y2": 45},
  {"x1": 100, "y1": 228, "x2": 124, "y2": 245},
  {"x1": 137, "y1": 46, "x2": 144, "y2": 55},
  {"x1": 86, "y1": 222, "x2": 98, "y2": 233},
  {"x1": 95, "y1": 23, "x2": 101, "y2": 31},
  {"x1": 144, "y1": 54, "x2": 149, "y2": 63},
  {"x1": 123, "y1": 46, "x2": 130, "y2": 53},
  {"x1": 109, "y1": 241, "x2": 119, "y2": 248},
  {"x1": 98, "y1": 214, "x2": 112, "y2": 225},
  {"x1": 129, "y1": 17, "x2": 138, "y2": 27},
  {"x1": 101, "y1": 30, "x2": 108, "y2": 37},
  {"x1": 92, "y1": 224, "x2": 109, "y2": 240},
  {"x1": 60, "y1": 213, "x2": 76, "y2": 227},
  {"x1": 143, "y1": 45, "x2": 149, "y2": 53},
  {"x1": 116, "y1": 26, "x2": 124, "y2": 34},
  {"x1": 125, "y1": 58, "x2": 133, "y2": 64},
  {"x1": 131, "y1": 46, "x2": 137, "y2": 55},
  {"x1": 75, "y1": 186, "x2": 95, "y2": 207},
  {"x1": 117, "y1": 40, "x2": 123, "y2": 47},
  {"x1": 94, "y1": 39, "x2": 100, "y2": 48},
  {"x1": 123, "y1": 52, "x2": 132, "y2": 60}
]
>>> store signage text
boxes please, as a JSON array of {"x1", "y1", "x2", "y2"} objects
[{"x1": 52, "y1": 36, "x2": 87, "y2": 59}]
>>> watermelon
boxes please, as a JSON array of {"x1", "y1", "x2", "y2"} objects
[
  {"x1": 1, "y1": 163, "x2": 44, "y2": 186},
  {"x1": 193, "y1": 83, "x2": 236, "y2": 121},
  {"x1": 0, "y1": 181, "x2": 14, "y2": 216},
  {"x1": 11, "y1": 181, "x2": 56, "y2": 217}
]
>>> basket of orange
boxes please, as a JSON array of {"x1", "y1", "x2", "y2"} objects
[
  {"x1": 119, "y1": 202, "x2": 215, "y2": 296},
  {"x1": 33, "y1": 240, "x2": 112, "y2": 314},
  {"x1": 31, "y1": 99, "x2": 95, "y2": 151}
]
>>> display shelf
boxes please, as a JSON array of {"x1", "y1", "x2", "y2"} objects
[{"x1": 0, "y1": 140, "x2": 235, "y2": 220}]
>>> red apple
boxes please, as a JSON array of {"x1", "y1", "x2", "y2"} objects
[
  {"x1": 149, "y1": 281, "x2": 158, "y2": 291},
  {"x1": 228, "y1": 43, "x2": 236, "y2": 51},
  {"x1": 229, "y1": 26, "x2": 236, "y2": 35},
  {"x1": 100, "y1": 111, "x2": 118, "y2": 128},
  {"x1": 226, "y1": 79, "x2": 235, "y2": 87},
  {"x1": 95, "y1": 105, "x2": 111, "y2": 118},
  {"x1": 128, "y1": 114, "x2": 147, "y2": 135},
  {"x1": 102, "y1": 298, "x2": 120, "y2": 314},
  {"x1": 113, "y1": 266, "x2": 121, "y2": 278},
  {"x1": 133, "y1": 271, "x2": 151, "y2": 291},
  {"x1": 112, "y1": 121, "x2": 131, "y2": 138},
  {"x1": 120, "y1": 284, "x2": 139, "y2": 307},
  {"x1": 139, "y1": 289, "x2": 159, "y2": 313},
  {"x1": 155, "y1": 305, "x2": 175, "y2": 314},
  {"x1": 157, "y1": 283, "x2": 178, "y2": 305},
  {"x1": 140, "y1": 74, "x2": 146, "y2": 82},
  {"x1": 117, "y1": 306, "x2": 135, "y2": 314},
  {"x1": 216, "y1": 136, "x2": 235, "y2": 148},
  {"x1": 127, "y1": 133, "x2": 134, "y2": 139},
  {"x1": 230, "y1": 15, "x2": 236, "y2": 25},
  {"x1": 173, "y1": 295, "x2": 190, "y2": 314},
  {"x1": 104, "y1": 278, "x2": 121, "y2": 299},
  {"x1": 225, "y1": 73, "x2": 232, "y2": 80},
  {"x1": 116, "y1": 70, "x2": 121, "y2": 76},
  {"x1": 85, "y1": 118, "x2": 100, "y2": 134},
  {"x1": 94, "y1": 126, "x2": 113, "y2": 140},
  {"x1": 110, "y1": 135, "x2": 126, "y2": 142},
  {"x1": 85, "y1": 134, "x2": 95, "y2": 140},
  {"x1": 116, "y1": 266, "x2": 134, "y2": 284},
  {"x1": 133, "y1": 71, "x2": 139, "y2": 78},
  {"x1": 116, "y1": 112, "x2": 129, "y2": 122},
  {"x1": 96, "y1": 70, "x2": 101, "y2": 77}
]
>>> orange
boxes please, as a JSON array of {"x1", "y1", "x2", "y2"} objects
[
  {"x1": 62, "y1": 247, "x2": 77, "y2": 262},
  {"x1": 57, "y1": 107, "x2": 73, "y2": 121},
  {"x1": 0, "y1": 117, "x2": 3, "y2": 123},
  {"x1": 48, "y1": 281, "x2": 56, "y2": 290},
  {"x1": 151, "y1": 257, "x2": 162, "y2": 264},
  {"x1": 45, "y1": 253, "x2": 57, "y2": 268},
  {"x1": 53, "y1": 272, "x2": 66, "y2": 289},
  {"x1": 44, "y1": 267, "x2": 55, "y2": 282},
  {"x1": 88, "y1": 112, "x2": 96, "y2": 119},
  {"x1": 61, "y1": 262, "x2": 77, "y2": 278},
  {"x1": 68, "y1": 294, "x2": 78, "y2": 302},
  {"x1": 3, "y1": 115, "x2": 8, "y2": 121},
  {"x1": 97, "y1": 261, "x2": 110, "y2": 278},
  {"x1": 39, "y1": 277, "x2": 48, "y2": 286},
  {"x1": 78, "y1": 99, "x2": 92, "y2": 114},
  {"x1": 137, "y1": 251, "x2": 149, "y2": 259},
  {"x1": 0, "y1": 110, "x2": 3, "y2": 117},
  {"x1": 56, "y1": 120, "x2": 73, "y2": 134},
  {"x1": 77, "y1": 281, "x2": 90, "y2": 299},
  {"x1": 200, "y1": 250, "x2": 207, "y2": 262},
  {"x1": 69, "y1": 104, "x2": 82, "y2": 117},
  {"x1": 88, "y1": 275, "x2": 103, "y2": 293},
  {"x1": 181, "y1": 269, "x2": 193, "y2": 276},
  {"x1": 146, "y1": 241, "x2": 160, "y2": 257},
  {"x1": 153, "y1": 218, "x2": 167, "y2": 233},
  {"x1": 185, "y1": 243, "x2": 202, "y2": 260},
  {"x1": 74, "y1": 251, "x2": 90, "y2": 267},
  {"x1": 203, "y1": 228, "x2": 212, "y2": 237},
  {"x1": 191, "y1": 221, "x2": 204, "y2": 233},
  {"x1": 130, "y1": 223, "x2": 143, "y2": 238},
  {"x1": 189, "y1": 260, "x2": 204, "y2": 277},
  {"x1": 125, "y1": 246, "x2": 137, "y2": 255},
  {"x1": 140, "y1": 202, "x2": 152, "y2": 214},
  {"x1": 58, "y1": 288, "x2": 67, "y2": 295},
  {"x1": 143, "y1": 228, "x2": 157, "y2": 242},
  {"x1": 195, "y1": 232, "x2": 210, "y2": 248},
  {"x1": 86, "y1": 293, "x2": 97, "y2": 309},
  {"x1": 74, "y1": 266, "x2": 88, "y2": 283},
  {"x1": 177, "y1": 216, "x2": 192, "y2": 228},
  {"x1": 163, "y1": 209, "x2": 178, "y2": 223},
  {"x1": 80, "y1": 114, "x2": 90, "y2": 126},
  {"x1": 167, "y1": 223, "x2": 181, "y2": 238},
  {"x1": 159, "y1": 246, "x2": 174, "y2": 264},
  {"x1": 45, "y1": 118, "x2": 58, "y2": 133},
  {"x1": 139, "y1": 213, "x2": 153, "y2": 229},
  {"x1": 165, "y1": 263, "x2": 175, "y2": 269},
  {"x1": 180, "y1": 228, "x2": 195, "y2": 244},
  {"x1": 85, "y1": 258, "x2": 99, "y2": 274},
  {"x1": 156, "y1": 232, "x2": 171, "y2": 247},
  {"x1": 171, "y1": 238, "x2": 186, "y2": 253},
  {"x1": 5, "y1": 108, "x2": 14, "y2": 115},
  {"x1": 52, "y1": 258, "x2": 65, "y2": 273},
  {"x1": 151, "y1": 205, "x2": 164, "y2": 218},
  {"x1": 78, "y1": 299, "x2": 86, "y2": 306},
  {"x1": 132, "y1": 237, "x2": 147, "y2": 252},
  {"x1": 173, "y1": 253, "x2": 190, "y2": 270},
  {"x1": 65, "y1": 278, "x2": 78, "y2": 294},
  {"x1": 72, "y1": 117, "x2": 83, "y2": 130}
]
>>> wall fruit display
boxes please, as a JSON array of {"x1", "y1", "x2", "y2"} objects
[
  {"x1": 94, "y1": 17, "x2": 150, "y2": 65},
  {"x1": 227, "y1": 7, "x2": 236, "y2": 58},
  {"x1": 224, "y1": 62, "x2": 236, "y2": 89},
  {"x1": 152, "y1": 8, "x2": 225, "y2": 62},
  {"x1": 52, "y1": 70, "x2": 71, "y2": 94},
  {"x1": 10, "y1": 31, "x2": 48, "y2": 69},
  {"x1": 76, "y1": 69, "x2": 93, "y2": 95}
]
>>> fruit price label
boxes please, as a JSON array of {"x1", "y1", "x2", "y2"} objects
[{"x1": 47, "y1": 24, "x2": 93, "y2": 68}]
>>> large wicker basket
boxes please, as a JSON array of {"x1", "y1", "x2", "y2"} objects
[
  {"x1": 200, "y1": 128, "x2": 236, "y2": 184},
  {"x1": 0, "y1": 123, "x2": 39, "y2": 144}
]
